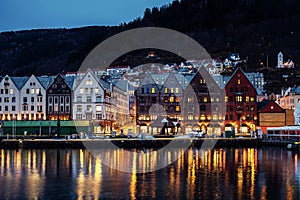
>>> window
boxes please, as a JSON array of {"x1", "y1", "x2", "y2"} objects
[
  {"x1": 65, "y1": 106, "x2": 69, "y2": 112},
  {"x1": 36, "y1": 88, "x2": 40, "y2": 94},
  {"x1": 60, "y1": 105, "x2": 64, "y2": 112},
  {"x1": 96, "y1": 105, "x2": 102, "y2": 111},
  {"x1": 38, "y1": 96, "x2": 42, "y2": 103},
  {"x1": 90, "y1": 88, "x2": 93, "y2": 94},
  {"x1": 170, "y1": 88, "x2": 174, "y2": 93},
  {"x1": 213, "y1": 114, "x2": 218, "y2": 120},
  {"x1": 5, "y1": 89, "x2": 8, "y2": 94},
  {"x1": 203, "y1": 97, "x2": 207, "y2": 102},
  {"x1": 54, "y1": 97, "x2": 58, "y2": 104},
  {"x1": 23, "y1": 104, "x2": 28, "y2": 111},
  {"x1": 77, "y1": 105, "x2": 82, "y2": 112},
  {"x1": 96, "y1": 96, "x2": 101, "y2": 102},
  {"x1": 37, "y1": 106, "x2": 42, "y2": 112},
  {"x1": 170, "y1": 97, "x2": 174, "y2": 102},
  {"x1": 200, "y1": 114, "x2": 206, "y2": 121},
  {"x1": 164, "y1": 88, "x2": 168, "y2": 93},
  {"x1": 48, "y1": 97, "x2": 53, "y2": 104},
  {"x1": 175, "y1": 88, "x2": 179, "y2": 93},
  {"x1": 236, "y1": 96, "x2": 242, "y2": 102},
  {"x1": 86, "y1": 80, "x2": 93, "y2": 85},
  {"x1": 151, "y1": 87, "x2": 155, "y2": 93},
  {"x1": 10, "y1": 89, "x2": 13, "y2": 95},
  {"x1": 80, "y1": 88, "x2": 84, "y2": 94},
  {"x1": 60, "y1": 96, "x2": 64, "y2": 104},
  {"x1": 175, "y1": 97, "x2": 180, "y2": 102},
  {"x1": 5, "y1": 106, "x2": 8, "y2": 111},
  {"x1": 246, "y1": 96, "x2": 249, "y2": 102},
  {"x1": 188, "y1": 114, "x2": 194, "y2": 120},
  {"x1": 0, "y1": 89, "x2": 3, "y2": 94},
  {"x1": 12, "y1": 106, "x2": 15, "y2": 111},
  {"x1": 164, "y1": 97, "x2": 168, "y2": 103},
  {"x1": 0, "y1": 97, "x2": 1, "y2": 102},
  {"x1": 200, "y1": 105, "x2": 206, "y2": 111},
  {"x1": 211, "y1": 97, "x2": 214, "y2": 102},
  {"x1": 95, "y1": 88, "x2": 99, "y2": 94},
  {"x1": 65, "y1": 96, "x2": 70, "y2": 104},
  {"x1": 31, "y1": 105, "x2": 34, "y2": 111},
  {"x1": 87, "y1": 105, "x2": 92, "y2": 112},
  {"x1": 175, "y1": 106, "x2": 180, "y2": 112},
  {"x1": 152, "y1": 97, "x2": 156, "y2": 103},
  {"x1": 238, "y1": 79, "x2": 240, "y2": 84},
  {"x1": 31, "y1": 88, "x2": 35, "y2": 94},
  {"x1": 31, "y1": 97, "x2": 34, "y2": 103},
  {"x1": 77, "y1": 96, "x2": 82, "y2": 102},
  {"x1": 250, "y1": 97, "x2": 255, "y2": 102},
  {"x1": 76, "y1": 114, "x2": 83, "y2": 119},
  {"x1": 4, "y1": 97, "x2": 9, "y2": 103},
  {"x1": 87, "y1": 96, "x2": 92, "y2": 103},
  {"x1": 85, "y1": 88, "x2": 89, "y2": 94},
  {"x1": 49, "y1": 105, "x2": 53, "y2": 112},
  {"x1": 188, "y1": 97, "x2": 193, "y2": 102},
  {"x1": 96, "y1": 114, "x2": 102, "y2": 119}
]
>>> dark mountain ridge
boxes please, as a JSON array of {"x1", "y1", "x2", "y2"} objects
[{"x1": 0, "y1": 0, "x2": 300, "y2": 78}]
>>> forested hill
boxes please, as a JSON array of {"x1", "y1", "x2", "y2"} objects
[{"x1": 1, "y1": 0, "x2": 300, "y2": 76}]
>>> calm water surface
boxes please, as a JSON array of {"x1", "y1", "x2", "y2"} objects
[{"x1": 0, "y1": 147, "x2": 299, "y2": 200}]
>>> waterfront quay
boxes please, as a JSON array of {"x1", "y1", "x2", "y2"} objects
[{"x1": 0, "y1": 137, "x2": 263, "y2": 149}]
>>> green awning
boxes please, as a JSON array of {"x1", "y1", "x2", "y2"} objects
[{"x1": 4, "y1": 120, "x2": 90, "y2": 127}]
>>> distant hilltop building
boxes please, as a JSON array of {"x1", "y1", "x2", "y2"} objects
[{"x1": 277, "y1": 52, "x2": 294, "y2": 68}]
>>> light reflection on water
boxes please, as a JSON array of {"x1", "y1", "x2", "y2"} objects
[{"x1": 0, "y1": 147, "x2": 299, "y2": 199}]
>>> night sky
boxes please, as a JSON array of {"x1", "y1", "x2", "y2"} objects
[{"x1": 0, "y1": 0, "x2": 173, "y2": 32}]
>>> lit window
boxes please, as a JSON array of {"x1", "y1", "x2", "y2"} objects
[
  {"x1": 175, "y1": 88, "x2": 179, "y2": 93},
  {"x1": 80, "y1": 88, "x2": 84, "y2": 94},
  {"x1": 175, "y1": 106, "x2": 180, "y2": 111},
  {"x1": 175, "y1": 97, "x2": 180, "y2": 102},
  {"x1": 86, "y1": 80, "x2": 93, "y2": 85},
  {"x1": 238, "y1": 79, "x2": 240, "y2": 84},
  {"x1": 36, "y1": 88, "x2": 40, "y2": 94},
  {"x1": 211, "y1": 97, "x2": 214, "y2": 102},
  {"x1": 9, "y1": 89, "x2": 13, "y2": 95},
  {"x1": 95, "y1": 88, "x2": 99, "y2": 94},
  {"x1": 200, "y1": 114, "x2": 206, "y2": 121},
  {"x1": 204, "y1": 97, "x2": 207, "y2": 102},
  {"x1": 188, "y1": 114, "x2": 194, "y2": 120},
  {"x1": 164, "y1": 88, "x2": 168, "y2": 93},
  {"x1": 216, "y1": 98, "x2": 219, "y2": 102},
  {"x1": 250, "y1": 97, "x2": 255, "y2": 102},
  {"x1": 213, "y1": 114, "x2": 218, "y2": 120},
  {"x1": 31, "y1": 89, "x2": 35, "y2": 94},
  {"x1": 96, "y1": 105, "x2": 102, "y2": 111},
  {"x1": 170, "y1": 88, "x2": 174, "y2": 93},
  {"x1": 170, "y1": 97, "x2": 174, "y2": 102},
  {"x1": 225, "y1": 96, "x2": 228, "y2": 102},
  {"x1": 236, "y1": 96, "x2": 242, "y2": 102},
  {"x1": 151, "y1": 87, "x2": 155, "y2": 93},
  {"x1": 188, "y1": 97, "x2": 193, "y2": 102},
  {"x1": 246, "y1": 96, "x2": 249, "y2": 102}
]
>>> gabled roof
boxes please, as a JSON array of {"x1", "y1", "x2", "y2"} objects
[
  {"x1": 225, "y1": 67, "x2": 257, "y2": 94},
  {"x1": 113, "y1": 79, "x2": 128, "y2": 92},
  {"x1": 64, "y1": 76, "x2": 75, "y2": 89},
  {"x1": 98, "y1": 78, "x2": 110, "y2": 90},
  {"x1": 10, "y1": 77, "x2": 29, "y2": 90},
  {"x1": 37, "y1": 76, "x2": 55, "y2": 89},
  {"x1": 259, "y1": 100, "x2": 285, "y2": 113}
]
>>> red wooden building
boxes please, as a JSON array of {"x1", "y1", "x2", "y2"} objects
[{"x1": 224, "y1": 68, "x2": 257, "y2": 134}]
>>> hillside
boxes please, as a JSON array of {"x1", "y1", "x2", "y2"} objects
[{"x1": 0, "y1": 0, "x2": 300, "y2": 93}]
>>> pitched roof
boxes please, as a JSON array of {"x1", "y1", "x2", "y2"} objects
[
  {"x1": 10, "y1": 77, "x2": 29, "y2": 89},
  {"x1": 37, "y1": 76, "x2": 55, "y2": 89},
  {"x1": 258, "y1": 100, "x2": 285, "y2": 113},
  {"x1": 113, "y1": 79, "x2": 128, "y2": 92},
  {"x1": 64, "y1": 75, "x2": 75, "y2": 89}
]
